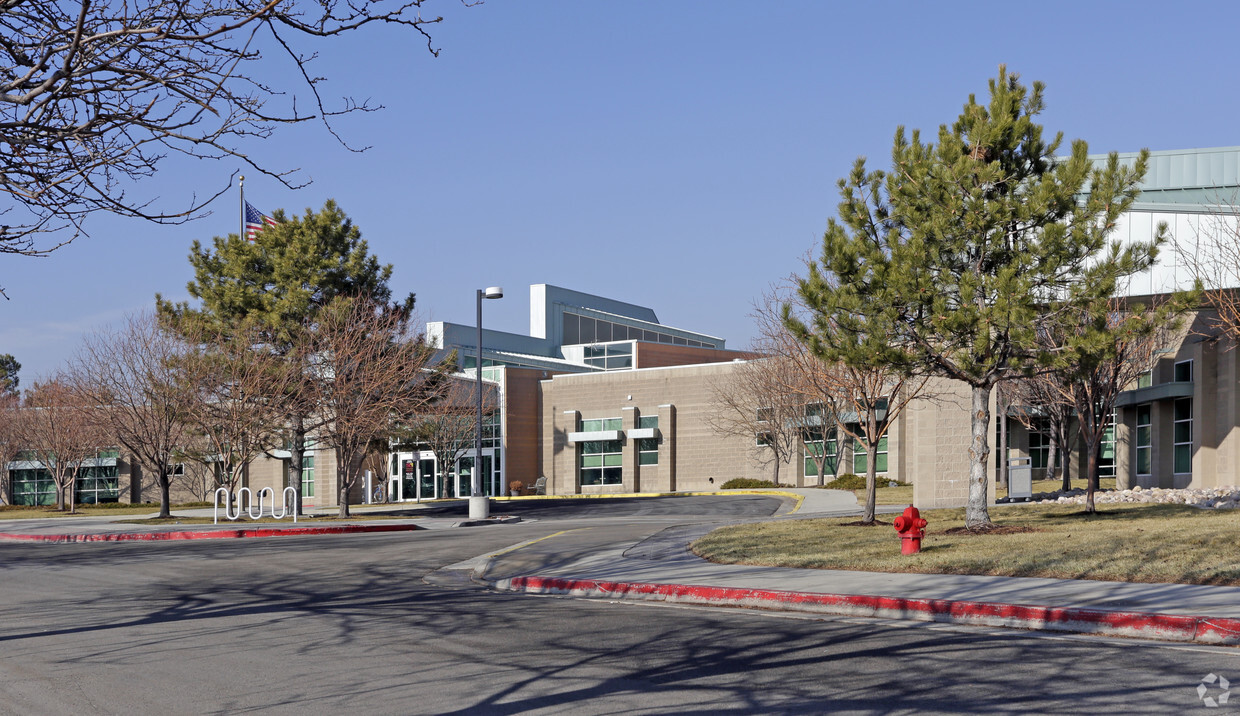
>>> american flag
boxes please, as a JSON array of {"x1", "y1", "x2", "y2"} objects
[{"x1": 244, "y1": 201, "x2": 279, "y2": 241}]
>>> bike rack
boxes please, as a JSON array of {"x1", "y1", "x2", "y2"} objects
[{"x1": 214, "y1": 486, "x2": 299, "y2": 524}]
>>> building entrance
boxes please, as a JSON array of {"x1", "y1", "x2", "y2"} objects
[{"x1": 390, "y1": 450, "x2": 500, "y2": 501}]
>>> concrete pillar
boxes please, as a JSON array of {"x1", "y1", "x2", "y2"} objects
[
  {"x1": 658, "y1": 404, "x2": 676, "y2": 492},
  {"x1": 622, "y1": 406, "x2": 639, "y2": 493},
  {"x1": 561, "y1": 410, "x2": 580, "y2": 494}
]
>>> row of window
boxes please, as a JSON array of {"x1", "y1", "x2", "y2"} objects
[
  {"x1": 9, "y1": 465, "x2": 120, "y2": 506},
  {"x1": 803, "y1": 430, "x2": 888, "y2": 476},
  {"x1": 562, "y1": 313, "x2": 715, "y2": 348},
  {"x1": 579, "y1": 416, "x2": 659, "y2": 485},
  {"x1": 1134, "y1": 399, "x2": 1192, "y2": 476}
]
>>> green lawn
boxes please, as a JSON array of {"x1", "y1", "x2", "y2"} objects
[{"x1": 691, "y1": 502, "x2": 1240, "y2": 586}]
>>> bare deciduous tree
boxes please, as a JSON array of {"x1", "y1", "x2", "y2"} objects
[
  {"x1": 309, "y1": 298, "x2": 440, "y2": 517},
  {"x1": 708, "y1": 354, "x2": 804, "y2": 487},
  {"x1": 1043, "y1": 296, "x2": 1185, "y2": 512},
  {"x1": 179, "y1": 326, "x2": 293, "y2": 498},
  {"x1": 1, "y1": 1, "x2": 461, "y2": 290},
  {"x1": 71, "y1": 312, "x2": 195, "y2": 518},
  {"x1": 780, "y1": 277, "x2": 929, "y2": 524},
  {"x1": 0, "y1": 391, "x2": 19, "y2": 504},
  {"x1": 1002, "y1": 376, "x2": 1076, "y2": 491},
  {"x1": 749, "y1": 287, "x2": 844, "y2": 486},
  {"x1": 396, "y1": 373, "x2": 495, "y2": 499},
  {"x1": 18, "y1": 379, "x2": 105, "y2": 512}
]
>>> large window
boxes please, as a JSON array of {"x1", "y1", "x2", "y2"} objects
[
  {"x1": 302, "y1": 446, "x2": 315, "y2": 498},
  {"x1": 1174, "y1": 398, "x2": 1192, "y2": 475},
  {"x1": 583, "y1": 342, "x2": 633, "y2": 370},
  {"x1": 76, "y1": 464, "x2": 119, "y2": 504},
  {"x1": 1174, "y1": 360, "x2": 1193, "y2": 383},
  {"x1": 580, "y1": 417, "x2": 623, "y2": 485},
  {"x1": 804, "y1": 427, "x2": 838, "y2": 478},
  {"x1": 562, "y1": 313, "x2": 714, "y2": 348},
  {"x1": 11, "y1": 468, "x2": 54, "y2": 506},
  {"x1": 580, "y1": 440, "x2": 622, "y2": 485},
  {"x1": 1098, "y1": 410, "x2": 1116, "y2": 479},
  {"x1": 1028, "y1": 419, "x2": 1049, "y2": 470},
  {"x1": 1135, "y1": 404, "x2": 1152, "y2": 476},
  {"x1": 638, "y1": 415, "x2": 659, "y2": 466},
  {"x1": 852, "y1": 434, "x2": 888, "y2": 474}
]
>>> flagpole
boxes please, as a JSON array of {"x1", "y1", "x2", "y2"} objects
[{"x1": 239, "y1": 175, "x2": 245, "y2": 242}]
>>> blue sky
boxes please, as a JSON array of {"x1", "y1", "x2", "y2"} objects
[{"x1": 5, "y1": 1, "x2": 1240, "y2": 381}]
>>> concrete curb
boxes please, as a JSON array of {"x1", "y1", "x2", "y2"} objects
[
  {"x1": 494, "y1": 490, "x2": 806, "y2": 513},
  {"x1": 494, "y1": 575, "x2": 1240, "y2": 646},
  {"x1": 0, "y1": 523, "x2": 424, "y2": 543}
]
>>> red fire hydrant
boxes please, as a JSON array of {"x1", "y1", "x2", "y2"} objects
[{"x1": 893, "y1": 505, "x2": 927, "y2": 555}]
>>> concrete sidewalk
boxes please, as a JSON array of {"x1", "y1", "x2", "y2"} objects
[{"x1": 478, "y1": 504, "x2": 1240, "y2": 646}]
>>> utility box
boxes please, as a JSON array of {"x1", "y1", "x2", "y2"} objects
[{"x1": 1007, "y1": 457, "x2": 1033, "y2": 500}]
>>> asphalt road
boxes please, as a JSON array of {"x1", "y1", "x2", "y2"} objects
[{"x1": 1, "y1": 496, "x2": 1238, "y2": 715}]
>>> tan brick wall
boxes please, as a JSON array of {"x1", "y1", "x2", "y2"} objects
[
  {"x1": 908, "y1": 377, "x2": 998, "y2": 509},
  {"x1": 540, "y1": 362, "x2": 794, "y2": 494}
]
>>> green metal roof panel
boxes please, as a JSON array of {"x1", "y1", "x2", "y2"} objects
[{"x1": 1091, "y1": 147, "x2": 1240, "y2": 200}]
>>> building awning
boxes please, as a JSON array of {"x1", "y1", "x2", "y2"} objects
[
  {"x1": 1115, "y1": 381, "x2": 1194, "y2": 408},
  {"x1": 567, "y1": 430, "x2": 623, "y2": 443}
]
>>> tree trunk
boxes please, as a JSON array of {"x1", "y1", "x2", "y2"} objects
[
  {"x1": 1045, "y1": 431, "x2": 1061, "y2": 491},
  {"x1": 965, "y1": 383, "x2": 994, "y2": 529},
  {"x1": 288, "y1": 417, "x2": 305, "y2": 516},
  {"x1": 1083, "y1": 436, "x2": 1099, "y2": 514},
  {"x1": 771, "y1": 459, "x2": 780, "y2": 487},
  {"x1": 338, "y1": 481, "x2": 350, "y2": 518},
  {"x1": 159, "y1": 478, "x2": 172, "y2": 519},
  {"x1": 863, "y1": 444, "x2": 877, "y2": 524}
]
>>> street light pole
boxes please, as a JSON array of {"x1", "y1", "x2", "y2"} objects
[{"x1": 471, "y1": 286, "x2": 503, "y2": 520}]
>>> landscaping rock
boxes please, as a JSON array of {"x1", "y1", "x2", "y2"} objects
[{"x1": 1033, "y1": 486, "x2": 1240, "y2": 509}]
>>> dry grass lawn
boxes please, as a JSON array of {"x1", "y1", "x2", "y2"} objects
[
  {"x1": 0, "y1": 504, "x2": 171, "y2": 519},
  {"x1": 691, "y1": 503, "x2": 1240, "y2": 586}
]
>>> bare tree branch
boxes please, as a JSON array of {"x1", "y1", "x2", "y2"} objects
[{"x1": 0, "y1": 1, "x2": 461, "y2": 288}]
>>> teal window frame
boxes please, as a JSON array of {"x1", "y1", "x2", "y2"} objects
[
  {"x1": 1174, "y1": 398, "x2": 1192, "y2": 475},
  {"x1": 580, "y1": 421, "x2": 623, "y2": 485},
  {"x1": 852, "y1": 434, "x2": 888, "y2": 474},
  {"x1": 637, "y1": 415, "x2": 659, "y2": 466},
  {"x1": 1135, "y1": 404, "x2": 1152, "y2": 476}
]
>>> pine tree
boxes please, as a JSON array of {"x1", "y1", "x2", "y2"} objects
[
  {"x1": 792, "y1": 67, "x2": 1160, "y2": 529},
  {"x1": 157, "y1": 199, "x2": 413, "y2": 513}
]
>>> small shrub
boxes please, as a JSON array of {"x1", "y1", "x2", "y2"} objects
[
  {"x1": 825, "y1": 474, "x2": 910, "y2": 490},
  {"x1": 825, "y1": 473, "x2": 865, "y2": 489},
  {"x1": 720, "y1": 478, "x2": 778, "y2": 490}
]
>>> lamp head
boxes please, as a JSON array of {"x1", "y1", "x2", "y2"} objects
[{"x1": 483, "y1": 286, "x2": 504, "y2": 299}]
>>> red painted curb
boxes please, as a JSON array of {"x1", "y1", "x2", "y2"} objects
[
  {"x1": 0, "y1": 523, "x2": 423, "y2": 543},
  {"x1": 499, "y1": 576, "x2": 1240, "y2": 646}
]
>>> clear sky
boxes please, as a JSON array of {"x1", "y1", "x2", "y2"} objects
[{"x1": 4, "y1": 0, "x2": 1240, "y2": 382}]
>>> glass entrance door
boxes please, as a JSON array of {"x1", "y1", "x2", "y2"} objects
[
  {"x1": 456, "y1": 453, "x2": 495, "y2": 496},
  {"x1": 418, "y1": 458, "x2": 436, "y2": 500},
  {"x1": 457, "y1": 456, "x2": 473, "y2": 498},
  {"x1": 401, "y1": 459, "x2": 417, "y2": 502}
]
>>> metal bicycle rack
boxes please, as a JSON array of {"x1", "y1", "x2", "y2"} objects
[{"x1": 213, "y1": 486, "x2": 299, "y2": 524}]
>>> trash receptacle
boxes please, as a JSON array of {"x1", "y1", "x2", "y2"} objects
[{"x1": 1007, "y1": 458, "x2": 1033, "y2": 500}]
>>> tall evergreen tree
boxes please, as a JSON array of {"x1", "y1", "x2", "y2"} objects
[
  {"x1": 792, "y1": 67, "x2": 1161, "y2": 529},
  {"x1": 0, "y1": 354, "x2": 19, "y2": 396},
  {"x1": 157, "y1": 199, "x2": 413, "y2": 513}
]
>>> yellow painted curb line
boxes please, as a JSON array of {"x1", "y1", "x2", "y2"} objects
[{"x1": 495, "y1": 490, "x2": 804, "y2": 514}]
